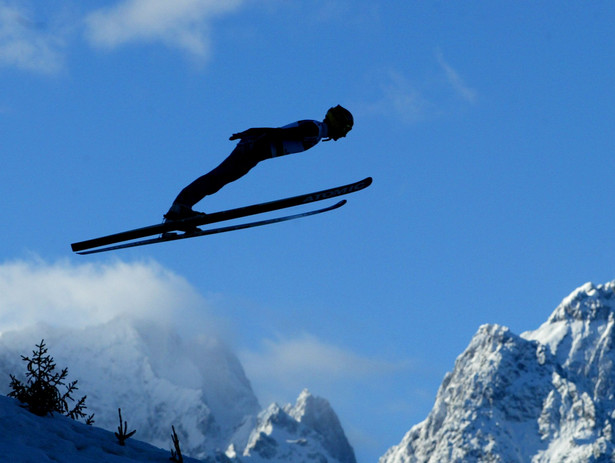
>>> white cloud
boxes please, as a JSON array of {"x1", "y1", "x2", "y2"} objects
[
  {"x1": 240, "y1": 333, "x2": 411, "y2": 404},
  {"x1": 84, "y1": 0, "x2": 244, "y2": 60},
  {"x1": 0, "y1": 0, "x2": 246, "y2": 73},
  {"x1": 437, "y1": 51, "x2": 477, "y2": 104},
  {"x1": 0, "y1": 258, "x2": 211, "y2": 334},
  {"x1": 359, "y1": 69, "x2": 435, "y2": 124},
  {"x1": 383, "y1": 70, "x2": 434, "y2": 123},
  {"x1": 0, "y1": 3, "x2": 66, "y2": 74},
  {"x1": 360, "y1": 52, "x2": 477, "y2": 124}
]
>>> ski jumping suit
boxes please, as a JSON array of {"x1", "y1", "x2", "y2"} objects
[{"x1": 172, "y1": 120, "x2": 329, "y2": 209}]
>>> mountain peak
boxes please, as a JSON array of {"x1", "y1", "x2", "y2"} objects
[
  {"x1": 523, "y1": 281, "x2": 615, "y2": 411},
  {"x1": 286, "y1": 389, "x2": 356, "y2": 463},
  {"x1": 238, "y1": 390, "x2": 356, "y2": 463},
  {"x1": 381, "y1": 281, "x2": 615, "y2": 462},
  {"x1": 546, "y1": 281, "x2": 615, "y2": 324}
]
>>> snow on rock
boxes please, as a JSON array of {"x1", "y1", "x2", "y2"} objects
[
  {"x1": 523, "y1": 280, "x2": 615, "y2": 400},
  {"x1": 379, "y1": 325, "x2": 557, "y2": 462},
  {"x1": 286, "y1": 389, "x2": 356, "y2": 463},
  {"x1": 523, "y1": 281, "x2": 615, "y2": 462},
  {"x1": 234, "y1": 389, "x2": 357, "y2": 463},
  {"x1": 380, "y1": 281, "x2": 615, "y2": 463}
]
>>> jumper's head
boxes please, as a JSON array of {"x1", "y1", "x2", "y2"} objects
[{"x1": 324, "y1": 105, "x2": 353, "y2": 140}]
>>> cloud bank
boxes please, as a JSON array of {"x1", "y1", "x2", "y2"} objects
[
  {"x1": 0, "y1": 258, "x2": 206, "y2": 334},
  {"x1": 0, "y1": 259, "x2": 400, "y2": 386},
  {"x1": 0, "y1": 256, "x2": 411, "y2": 441}
]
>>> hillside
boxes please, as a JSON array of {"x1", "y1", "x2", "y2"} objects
[{"x1": 0, "y1": 394, "x2": 203, "y2": 463}]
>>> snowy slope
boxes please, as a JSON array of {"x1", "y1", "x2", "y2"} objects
[
  {"x1": 380, "y1": 281, "x2": 615, "y2": 463},
  {"x1": 0, "y1": 318, "x2": 356, "y2": 463},
  {"x1": 0, "y1": 394, "x2": 203, "y2": 463}
]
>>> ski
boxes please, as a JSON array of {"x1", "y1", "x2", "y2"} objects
[
  {"x1": 71, "y1": 177, "x2": 371, "y2": 253},
  {"x1": 76, "y1": 200, "x2": 347, "y2": 255}
]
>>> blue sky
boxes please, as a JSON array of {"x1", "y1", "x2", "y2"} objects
[{"x1": 2, "y1": 1, "x2": 615, "y2": 462}]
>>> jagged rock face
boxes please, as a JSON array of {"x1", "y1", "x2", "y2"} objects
[
  {"x1": 525, "y1": 281, "x2": 615, "y2": 407},
  {"x1": 379, "y1": 325, "x2": 558, "y2": 463},
  {"x1": 286, "y1": 390, "x2": 356, "y2": 463},
  {"x1": 236, "y1": 389, "x2": 357, "y2": 463},
  {"x1": 380, "y1": 282, "x2": 615, "y2": 463},
  {"x1": 523, "y1": 282, "x2": 615, "y2": 461}
]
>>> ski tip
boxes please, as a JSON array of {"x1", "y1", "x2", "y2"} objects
[
  {"x1": 354, "y1": 177, "x2": 372, "y2": 190},
  {"x1": 350, "y1": 177, "x2": 372, "y2": 192}
]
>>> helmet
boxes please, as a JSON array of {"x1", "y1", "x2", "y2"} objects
[{"x1": 324, "y1": 105, "x2": 353, "y2": 140}]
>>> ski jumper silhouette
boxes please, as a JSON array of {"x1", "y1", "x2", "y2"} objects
[{"x1": 164, "y1": 105, "x2": 354, "y2": 221}]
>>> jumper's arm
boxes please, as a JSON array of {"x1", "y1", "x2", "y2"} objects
[{"x1": 229, "y1": 121, "x2": 319, "y2": 142}]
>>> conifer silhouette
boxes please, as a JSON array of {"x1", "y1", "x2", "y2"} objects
[{"x1": 8, "y1": 339, "x2": 94, "y2": 424}]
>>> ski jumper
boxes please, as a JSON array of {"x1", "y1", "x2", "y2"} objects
[{"x1": 172, "y1": 120, "x2": 329, "y2": 209}]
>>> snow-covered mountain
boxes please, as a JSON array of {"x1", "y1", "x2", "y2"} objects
[
  {"x1": 0, "y1": 317, "x2": 356, "y2": 463},
  {"x1": 14, "y1": 278, "x2": 615, "y2": 463},
  {"x1": 380, "y1": 281, "x2": 615, "y2": 463},
  {"x1": 231, "y1": 389, "x2": 356, "y2": 463}
]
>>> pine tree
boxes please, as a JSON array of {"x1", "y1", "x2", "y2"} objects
[
  {"x1": 170, "y1": 425, "x2": 184, "y2": 463},
  {"x1": 8, "y1": 339, "x2": 94, "y2": 424},
  {"x1": 115, "y1": 408, "x2": 136, "y2": 445}
]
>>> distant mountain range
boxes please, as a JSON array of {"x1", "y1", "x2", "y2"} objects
[{"x1": 3, "y1": 281, "x2": 615, "y2": 462}]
